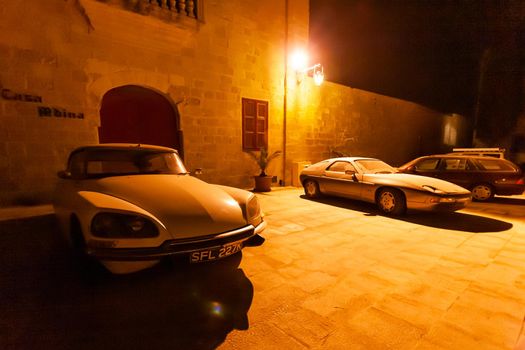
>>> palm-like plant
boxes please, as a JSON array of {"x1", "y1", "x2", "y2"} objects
[{"x1": 248, "y1": 148, "x2": 282, "y2": 177}]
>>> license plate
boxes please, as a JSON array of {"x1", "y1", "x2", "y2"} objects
[{"x1": 189, "y1": 242, "x2": 243, "y2": 263}]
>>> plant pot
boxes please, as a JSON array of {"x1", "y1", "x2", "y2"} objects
[{"x1": 253, "y1": 175, "x2": 273, "y2": 192}]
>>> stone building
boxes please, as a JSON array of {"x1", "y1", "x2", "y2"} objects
[{"x1": 0, "y1": 0, "x2": 468, "y2": 206}]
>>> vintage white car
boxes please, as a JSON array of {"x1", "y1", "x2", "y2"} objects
[
  {"x1": 53, "y1": 144, "x2": 266, "y2": 274},
  {"x1": 300, "y1": 157, "x2": 472, "y2": 215}
]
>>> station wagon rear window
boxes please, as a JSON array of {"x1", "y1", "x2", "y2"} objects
[{"x1": 477, "y1": 159, "x2": 515, "y2": 171}]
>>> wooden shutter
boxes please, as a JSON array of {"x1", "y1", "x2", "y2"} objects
[
  {"x1": 256, "y1": 102, "x2": 268, "y2": 149},
  {"x1": 243, "y1": 98, "x2": 268, "y2": 150}
]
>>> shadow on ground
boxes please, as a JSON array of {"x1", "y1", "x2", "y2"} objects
[
  {"x1": 0, "y1": 216, "x2": 253, "y2": 350},
  {"x1": 490, "y1": 196, "x2": 525, "y2": 206},
  {"x1": 302, "y1": 195, "x2": 513, "y2": 233}
]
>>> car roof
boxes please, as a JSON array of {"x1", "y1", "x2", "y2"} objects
[
  {"x1": 322, "y1": 157, "x2": 380, "y2": 162},
  {"x1": 71, "y1": 143, "x2": 178, "y2": 154},
  {"x1": 420, "y1": 154, "x2": 502, "y2": 160}
]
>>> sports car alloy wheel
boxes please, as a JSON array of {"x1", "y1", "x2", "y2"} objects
[
  {"x1": 471, "y1": 184, "x2": 493, "y2": 201},
  {"x1": 304, "y1": 180, "x2": 320, "y2": 198},
  {"x1": 378, "y1": 188, "x2": 406, "y2": 215}
]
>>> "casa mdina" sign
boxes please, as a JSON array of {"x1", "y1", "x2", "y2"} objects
[{"x1": 1, "y1": 88, "x2": 84, "y2": 119}]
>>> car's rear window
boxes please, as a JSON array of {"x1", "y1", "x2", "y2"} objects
[
  {"x1": 477, "y1": 159, "x2": 516, "y2": 171},
  {"x1": 308, "y1": 161, "x2": 331, "y2": 171}
]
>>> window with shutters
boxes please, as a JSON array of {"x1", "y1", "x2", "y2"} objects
[{"x1": 242, "y1": 98, "x2": 268, "y2": 150}]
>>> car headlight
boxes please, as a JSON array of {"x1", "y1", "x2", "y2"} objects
[
  {"x1": 246, "y1": 196, "x2": 262, "y2": 225},
  {"x1": 422, "y1": 185, "x2": 445, "y2": 194},
  {"x1": 91, "y1": 212, "x2": 159, "y2": 238}
]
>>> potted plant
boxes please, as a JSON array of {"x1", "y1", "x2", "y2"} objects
[{"x1": 248, "y1": 147, "x2": 282, "y2": 192}]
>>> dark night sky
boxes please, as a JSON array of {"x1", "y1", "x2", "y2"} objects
[{"x1": 309, "y1": 0, "x2": 524, "y2": 135}]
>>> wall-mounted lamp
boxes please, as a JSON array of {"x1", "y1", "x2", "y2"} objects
[
  {"x1": 290, "y1": 50, "x2": 324, "y2": 86},
  {"x1": 296, "y1": 63, "x2": 325, "y2": 86}
]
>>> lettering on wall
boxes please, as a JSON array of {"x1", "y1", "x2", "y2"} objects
[
  {"x1": 1, "y1": 88, "x2": 84, "y2": 120},
  {"x1": 1, "y1": 88, "x2": 42, "y2": 103},
  {"x1": 37, "y1": 107, "x2": 84, "y2": 119}
]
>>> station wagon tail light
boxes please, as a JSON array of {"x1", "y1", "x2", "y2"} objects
[
  {"x1": 495, "y1": 178, "x2": 525, "y2": 185},
  {"x1": 91, "y1": 213, "x2": 159, "y2": 238}
]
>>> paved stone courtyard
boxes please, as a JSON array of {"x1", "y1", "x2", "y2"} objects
[
  {"x1": 221, "y1": 188, "x2": 525, "y2": 349},
  {"x1": 1, "y1": 188, "x2": 524, "y2": 349}
]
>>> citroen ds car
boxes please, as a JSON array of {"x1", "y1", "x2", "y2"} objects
[{"x1": 53, "y1": 144, "x2": 266, "y2": 274}]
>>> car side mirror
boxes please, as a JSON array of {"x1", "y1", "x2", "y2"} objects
[
  {"x1": 345, "y1": 170, "x2": 358, "y2": 181},
  {"x1": 57, "y1": 170, "x2": 71, "y2": 179},
  {"x1": 192, "y1": 168, "x2": 203, "y2": 176}
]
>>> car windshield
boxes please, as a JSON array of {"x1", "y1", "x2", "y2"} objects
[
  {"x1": 69, "y1": 149, "x2": 188, "y2": 179},
  {"x1": 354, "y1": 159, "x2": 397, "y2": 174}
]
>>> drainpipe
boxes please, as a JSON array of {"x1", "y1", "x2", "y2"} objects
[{"x1": 282, "y1": 0, "x2": 289, "y2": 186}]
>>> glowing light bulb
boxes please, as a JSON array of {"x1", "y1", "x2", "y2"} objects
[
  {"x1": 290, "y1": 49, "x2": 308, "y2": 71},
  {"x1": 313, "y1": 69, "x2": 324, "y2": 86}
]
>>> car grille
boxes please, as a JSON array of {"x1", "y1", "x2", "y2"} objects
[
  {"x1": 163, "y1": 226, "x2": 255, "y2": 252},
  {"x1": 88, "y1": 225, "x2": 256, "y2": 260}
]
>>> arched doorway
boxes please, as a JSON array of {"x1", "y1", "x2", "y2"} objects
[{"x1": 99, "y1": 85, "x2": 182, "y2": 155}]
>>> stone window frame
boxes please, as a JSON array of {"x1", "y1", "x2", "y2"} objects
[{"x1": 242, "y1": 98, "x2": 268, "y2": 151}]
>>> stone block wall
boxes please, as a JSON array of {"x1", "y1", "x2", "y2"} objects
[
  {"x1": 283, "y1": 79, "x2": 470, "y2": 184},
  {"x1": 0, "y1": 0, "x2": 468, "y2": 206},
  {"x1": 0, "y1": 0, "x2": 301, "y2": 205}
]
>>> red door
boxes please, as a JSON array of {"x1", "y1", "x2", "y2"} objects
[{"x1": 99, "y1": 85, "x2": 181, "y2": 152}]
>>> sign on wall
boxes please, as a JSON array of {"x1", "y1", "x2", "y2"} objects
[{"x1": 1, "y1": 88, "x2": 84, "y2": 119}]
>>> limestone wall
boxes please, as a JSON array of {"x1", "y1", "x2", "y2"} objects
[
  {"x1": 282, "y1": 79, "x2": 470, "y2": 184},
  {"x1": 0, "y1": 0, "x2": 468, "y2": 206},
  {"x1": 0, "y1": 0, "x2": 299, "y2": 205}
]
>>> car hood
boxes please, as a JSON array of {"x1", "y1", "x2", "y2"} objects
[
  {"x1": 89, "y1": 175, "x2": 247, "y2": 239},
  {"x1": 364, "y1": 173, "x2": 470, "y2": 194}
]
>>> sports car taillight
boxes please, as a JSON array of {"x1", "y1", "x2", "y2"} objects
[
  {"x1": 517, "y1": 178, "x2": 525, "y2": 185},
  {"x1": 91, "y1": 213, "x2": 159, "y2": 238}
]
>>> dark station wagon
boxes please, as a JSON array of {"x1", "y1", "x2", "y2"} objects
[{"x1": 398, "y1": 155, "x2": 525, "y2": 201}]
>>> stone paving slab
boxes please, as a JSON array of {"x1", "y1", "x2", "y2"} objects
[{"x1": 220, "y1": 188, "x2": 525, "y2": 350}]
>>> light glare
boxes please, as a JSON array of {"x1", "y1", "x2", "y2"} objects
[
  {"x1": 313, "y1": 70, "x2": 324, "y2": 86},
  {"x1": 290, "y1": 50, "x2": 308, "y2": 71},
  {"x1": 211, "y1": 301, "x2": 223, "y2": 316}
]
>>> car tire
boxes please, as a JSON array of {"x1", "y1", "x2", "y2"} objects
[
  {"x1": 70, "y1": 216, "x2": 87, "y2": 257},
  {"x1": 304, "y1": 180, "x2": 321, "y2": 198},
  {"x1": 471, "y1": 183, "x2": 494, "y2": 201},
  {"x1": 377, "y1": 188, "x2": 406, "y2": 215},
  {"x1": 69, "y1": 216, "x2": 101, "y2": 272}
]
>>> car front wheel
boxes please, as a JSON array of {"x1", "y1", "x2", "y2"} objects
[
  {"x1": 471, "y1": 183, "x2": 494, "y2": 201},
  {"x1": 304, "y1": 180, "x2": 320, "y2": 198},
  {"x1": 377, "y1": 188, "x2": 406, "y2": 215}
]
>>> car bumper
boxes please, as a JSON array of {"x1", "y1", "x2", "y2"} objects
[
  {"x1": 408, "y1": 194, "x2": 471, "y2": 212},
  {"x1": 87, "y1": 220, "x2": 267, "y2": 261},
  {"x1": 494, "y1": 184, "x2": 525, "y2": 196}
]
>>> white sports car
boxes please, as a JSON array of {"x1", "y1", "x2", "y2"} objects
[
  {"x1": 53, "y1": 144, "x2": 266, "y2": 274},
  {"x1": 300, "y1": 157, "x2": 472, "y2": 215}
]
